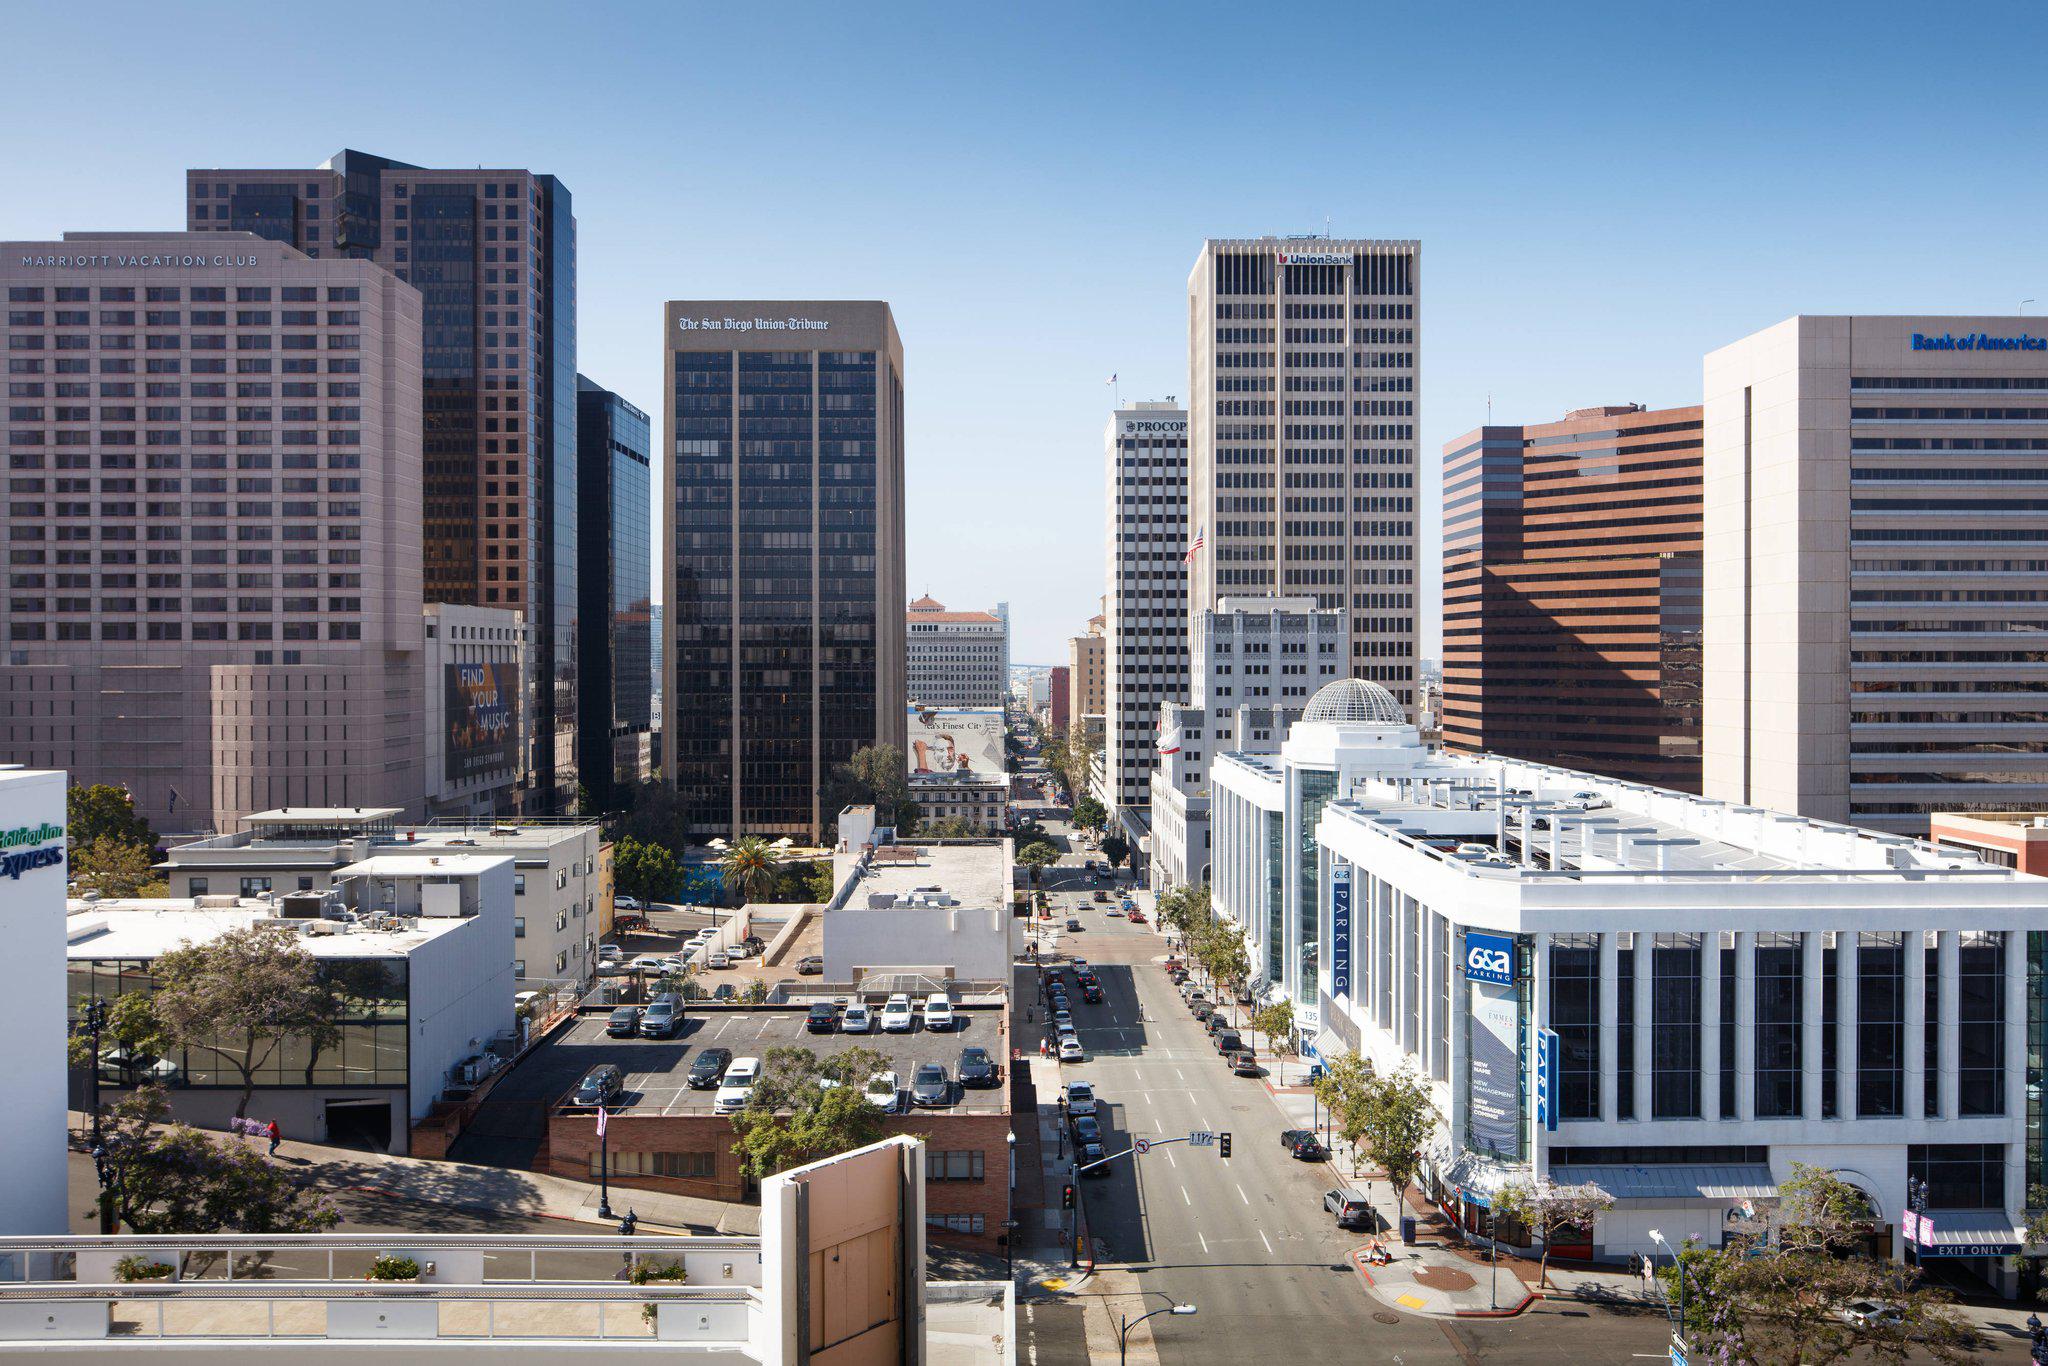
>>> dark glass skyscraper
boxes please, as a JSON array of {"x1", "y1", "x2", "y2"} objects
[
  {"x1": 185, "y1": 150, "x2": 581, "y2": 813},
  {"x1": 661, "y1": 302, "x2": 905, "y2": 841},
  {"x1": 576, "y1": 375, "x2": 652, "y2": 810}
]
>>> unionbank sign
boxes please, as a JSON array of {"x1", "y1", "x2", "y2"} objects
[{"x1": 0, "y1": 822, "x2": 65, "y2": 881}]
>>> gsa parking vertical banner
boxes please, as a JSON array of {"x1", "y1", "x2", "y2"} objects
[{"x1": 1330, "y1": 862, "x2": 1353, "y2": 1000}]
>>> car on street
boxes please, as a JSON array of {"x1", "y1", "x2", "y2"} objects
[
  {"x1": 795, "y1": 955, "x2": 824, "y2": 975},
  {"x1": 1214, "y1": 1029, "x2": 1243, "y2": 1054},
  {"x1": 1204, "y1": 1013, "x2": 1229, "y2": 1035},
  {"x1": 1078, "y1": 1139, "x2": 1108, "y2": 1172},
  {"x1": 1281, "y1": 1129, "x2": 1328, "y2": 1161},
  {"x1": 1053, "y1": 1007, "x2": 1073, "y2": 1030},
  {"x1": 1127, "y1": 909, "x2": 1146, "y2": 924},
  {"x1": 1323, "y1": 1188, "x2": 1373, "y2": 1230},
  {"x1": 639, "y1": 997, "x2": 681, "y2": 1039},
  {"x1": 910, "y1": 1063, "x2": 952, "y2": 1108},
  {"x1": 1230, "y1": 1050, "x2": 1262, "y2": 1077},
  {"x1": 957, "y1": 1046, "x2": 998, "y2": 1088},
  {"x1": 1081, "y1": 982, "x2": 1104, "y2": 1004},
  {"x1": 1191, "y1": 1002, "x2": 1215, "y2": 1023},
  {"x1": 686, "y1": 1048, "x2": 733, "y2": 1089},
  {"x1": 606, "y1": 1005, "x2": 642, "y2": 1037},
  {"x1": 1058, "y1": 1036, "x2": 1085, "y2": 1062},
  {"x1": 711, "y1": 983, "x2": 737, "y2": 1003},
  {"x1": 1841, "y1": 1300, "x2": 1904, "y2": 1329},
  {"x1": 1063, "y1": 1081, "x2": 1097, "y2": 1117},
  {"x1": 615, "y1": 896, "x2": 643, "y2": 911},
  {"x1": 881, "y1": 994, "x2": 915, "y2": 1032},
  {"x1": 923, "y1": 994, "x2": 955, "y2": 1031},
  {"x1": 713, "y1": 1057, "x2": 761, "y2": 1114},
  {"x1": 805, "y1": 1002, "x2": 839, "y2": 1034},
  {"x1": 1092, "y1": 889, "x2": 1109, "y2": 903},
  {"x1": 1105, "y1": 904, "x2": 1124, "y2": 916},
  {"x1": 841, "y1": 1000, "x2": 872, "y2": 1032},
  {"x1": 1065, "y1": 918, "x2": 1081, "y2": 932},
  {"x1": 863, "y1": 1071, "x2": 900, "y2": 1113},
  {"x1": 1069, "y1": 1114, "x2": 1101, "y2": 1145},
  {"x1": 571, "y1": 1064, "x2": 623, "y2": 1108},
  {"x1": 1070, "y1": 957, "x2": 1089, "y2": 972},
  {"x1": 597, "y1": 959, "x2": 631, "y2": 976}
]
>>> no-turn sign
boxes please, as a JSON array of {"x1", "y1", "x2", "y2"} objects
[{"x1": 1134, "y1": 1138, "x2": 1152, "y2": 1155}]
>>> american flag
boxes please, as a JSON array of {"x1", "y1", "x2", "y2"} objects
[{"x1": 1183, "y1": 523, "x2": 1205, "y2": 565}]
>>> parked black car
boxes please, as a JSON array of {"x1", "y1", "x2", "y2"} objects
[
  {"x1": 1214, "y1": 1029, "x2": 1243, "y2": 1054},
  {"x1": 1281, "y1": 1129, "x2": 1328, "y2": 1161},
  {"x1": 686, "y1": 1048, "x2": 733, "y2": 1089},
  {"x1": 1204, "y1": 1013, "x2": 1230, "y2": 1035},
  {"x1": 957, "y1": 1046, "x2": 998, "y2": 1088},
  {"x1": 572, "y1": 1064, "x2": 623, "y2": 1107},
  {"x1": 1191, "y1": 1002, "x2": 1215, "y2": 1023},
  {"x1": 805, "y1": 1002, "x2": 840, "y2": 1034},
  {"x1": 911, "y1": 1063, "x2": 953, "y2": 1108},
  {"x1": 1230, "y1": 1050, "x2": 1262, "y2": 1077},
  {"x1": 1070, "y1": 1114, "x2": 1102, "y2": 1145},
  {"x1": 1081, "y1": 983, "x2": 1104, "y2": 1004},
  {"x1": 606, "y1": 1006, "x2": 642, "y2": 1038},
  {"x1": 1078, "y1": 1140, "x2": 1109, "y2": 1174}
]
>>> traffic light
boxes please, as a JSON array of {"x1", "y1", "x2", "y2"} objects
[
  {"x1": 1061, "y1": 1183, "x2": 1076, "y2": 1210},
  {"x1": 1219, "y1": 1132, "x2": 1232, "y2": 1159}
]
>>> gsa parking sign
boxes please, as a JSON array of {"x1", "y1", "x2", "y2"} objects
[{"x1": 1464, "y1": 930, "x2": 1516, "y2": 985}]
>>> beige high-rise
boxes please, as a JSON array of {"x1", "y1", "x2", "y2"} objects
[
  {"x1": 1187, "y1": 237, "x2": 1420, "y2": 711},
  {"x1": 2, "y1": 233, "x2": 424, "y2": 834}
]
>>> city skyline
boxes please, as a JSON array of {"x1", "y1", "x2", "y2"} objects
[{"x1": 8, "y1": 2, "x2": 2048, "y2": 663}]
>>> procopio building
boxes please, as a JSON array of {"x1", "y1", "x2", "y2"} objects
[
  {"x1": 1, "y1": 234, "x2": 425, "y2": 835},
  {"x1": 661, "y1": 302, "x2": 905, "y2": 841},
  {"x1": 1704, "y1": 316, "x2": 2048, "y2": 834},
  {"x1": 1187, "y1": 237, "x2": 1419, "y2": 711}
]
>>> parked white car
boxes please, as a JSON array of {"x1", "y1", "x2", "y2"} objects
[
  {"x1": 880, "y1": 994, "x2": 915, "y2": 1033},
  {"x1": 863, "y1": 1070, "x2": 900, "y2": 1113},
  {"x1": 706, "y1": 952, "x2": 732, "y2": 971},
  {"x1": 713, "y1": 1057, "x2": 761, "y2": 1115},
  {"x1": 596, "y1": 945, "x2": 622, "y2": 963},
  {"x1": 842, "y1": 1000, "x2": 873, "y2": 1033},
  {"x1": 1058, "y1": 1037, "x2": 1085, "y2": 1062},
  {"x1": 923, "y1": 994, "x2": 955, "y2": 1032}
]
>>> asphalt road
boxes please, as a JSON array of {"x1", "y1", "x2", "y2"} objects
[{"x1": 1046, "y1": 904, "x2": 1703, "y2": 1366}]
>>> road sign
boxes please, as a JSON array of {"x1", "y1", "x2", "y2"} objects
[
  {"x1": 1670, "y1": 1335, "x2": 1688, "y2": 1366},
  {"x1": 1134, "y1": 1138, "x2": 1152, "y2": 1155},
  {"x1": 1188, "y1": 1131, "x2": 1215, "y2": 1148}
]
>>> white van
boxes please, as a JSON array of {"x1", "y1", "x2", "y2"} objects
[
  {"x1": 713, "y1": 1056, "x2": 761, "y2": 1115},
  {"x1": 880, "y1": 994, "x2": 915, "y2": 1033}
]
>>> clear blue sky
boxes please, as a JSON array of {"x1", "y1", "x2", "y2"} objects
[{"x1": 6, "y1": 0, "x2": 2045, "y2": 663}]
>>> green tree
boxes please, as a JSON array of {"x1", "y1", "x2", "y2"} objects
[
  {"x1": 1311, "y1": 1050, "x2": 1375, "y2": 1146},
  {"x1": 1155, "y1": 883, "x2": 1211, "y2": 938},
  {"x1": 719, "y1": 837, "x2": 784, "y2": 907},
  {"x1": 613, "y1": 836, "x2": 681, "y2": 905},
  {"x1": 741, "y1": 978, "x2": 770, "y2": 1005},
  {"x1": 1191, "y1": 922, "x2": 1250, "y2": 1014},
  {"x1": 68, "y1": 783, "x2": 157, "y2": 851},
  {"x1": 69, "y1": 836, "x2": 167, "y2": 898},
  {"x1": 1492, "y1": 1179, "x2": 1613, "y2": 1288},
  {"x1": 1343, "y1": 1064, "x2": 1438, "y2": 1209},
  {"x1": 612, "y1": 781, "x2": 688, "y2": 858},
  {"x1": 824, "y1": 744, "x2": 913, "y2": 832},
  {"x1": 1038, "y1": 730, "x2": 1070, "y2": 793},
  {"x1": 1072, "y1": 795, "x2": 1107, "y2": 834},
  {"x1": 1015, "y1": 840, "x2": 1060, "y2": 874},
  {"x1": 1062, "y1": 730, "x2": 1097, "y2": 810},
  {"x1": 1250, "y1": 1000, "x2": 1294, "y2": 1055},
  {"x1": 68, "y1": 990, "x2": 169, "y2": 1077},
  {"x1": 147, "y1": 927, "x2": 342, "y2": 1119},
  {"x1": 97, "y1": 1087, "x2": 340, "y2": 1234},
  {"x1": 1100, "y1": 832, "x2": 1130, "y2": 869},
  {"x1": 729, "y1": 1046, "x2": 886, "y2": 1182}
]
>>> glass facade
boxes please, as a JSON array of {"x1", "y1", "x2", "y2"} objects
[
  {"x1": 1908, "y1": 1143, "x2": 2005, "y2": 1211},
  {"x1": 1293, "y1": 768, "x2": 1336, "y2": 1005},
  {"x1": 413, "y1": 188, "x2": 481, "y2": 603},
  {"x1": 2029, "y1": 931, "x2": 2048, "y2": 1202},
  {"x1": 1650, "y1": 933, "x2": 1702, "y2": 1120},
  {"x1": 541, "y1": 182, "x2": 580, "y2": 814},
  {"x1": 1958, "y1": 930, "x2": 2006, "y2": 1116},
  {"x1": 1755, "y1": 932, "x2": 1803, "y2": 1118},
  {"x1": 816, "y1": 350, "x2": 881, "y2": 812},
  {"x1": 1857, "y1": 931, "x2": 1906, "y2": 1117},
  {"x1": 576, "y1": 377, "x2": 652, "y2": 810},
  {"x1": 1548, "y1": 934, "x2": 1599, "y2": 1121},
  {"x1": 69, "y1": 956, "x2": 409, "y2": 1089},
  {"x1": 1615, "y1": 942, "x2": 1634, "y2": 1121},
  {"x1": 1264, "y1": 808, "x2": 1285, "y2": 986},
  {"x1": 670, "y1": 350, "x2": 735, "y2": 821}
]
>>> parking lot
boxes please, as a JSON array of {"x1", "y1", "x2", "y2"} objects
[{"x1": 549, "y1": 1004, "x2": 1011, "y2": 1116}]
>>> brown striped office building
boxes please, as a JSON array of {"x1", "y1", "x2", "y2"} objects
[{"x1": 1440, "y1": 404, "x2": 1703, "y2": 789}]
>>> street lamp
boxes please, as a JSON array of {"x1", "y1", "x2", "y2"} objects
[
  {"x1": 1118, "y1": 1304, "x2": 1196, "y2": 1365},
  {"x1": 76, "y1": 998, "x2": 114, "y2": 1233},
  {"x1": 1005, "y1": 1130, "x2": 1018, "y2": 1278},
  {"x1": 596, "y1": 1103, "x2": 615, "y2": 1221},
  {"x1": 1649, "y1": 1229, "x2": 1689, "y2": 1352}
]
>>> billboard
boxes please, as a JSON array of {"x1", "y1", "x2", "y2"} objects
[
  {"x1": 1466, "y1": 979, "x2": 1522, "y2": 1160},
  {"x1": 906, "y1": 705, "x2": 1006, "y2": 777},
  {"x1": 444, "y1": 662, "x2": 519, "y2": 782}
]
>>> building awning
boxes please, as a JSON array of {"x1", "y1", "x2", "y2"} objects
[
  {"x1": 1549, "y1": 1164, "x2": 1778, "y2": 1202},
  {"x1": 1915, "y1": 1209, "x2": 2026, "y2": 1259},
  {"x1": 1444, "y1": 1149, "x2": 1525, "y2": 1208}
]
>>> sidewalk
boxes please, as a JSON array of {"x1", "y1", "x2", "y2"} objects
[{"x1": 75, "y1": 1112, "x2": 760, "y2": 1237}]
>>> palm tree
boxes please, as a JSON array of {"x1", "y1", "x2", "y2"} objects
[{"x1": 719, "y1": 836, "x2": 783, "y2": 907}]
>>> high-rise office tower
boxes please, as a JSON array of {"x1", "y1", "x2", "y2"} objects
[
  {"x1": 576, "y1": 376, "x2": 653, "y2": 811},
  {"x1": 1705, "y1": 315, "x2": 2048, "y2": 834},
  {"x1": 184, "y1": 150, "x2": 579, "y2": 813},
  {"x1": 1, "y1": 233, "x2": 425, "y2": 834},
  {"x1": 1440, "y1": 404, "x2": 1703, "y2": 789},
  {"x1": 906, "y1": 595, "x2": 1007, "y2": 707},
  {"x1": 661, "y1": 302, "x2": 905, "y2": 841},
  {"x1": 1187, "y1": 237, "x2": 1420, "y2": 710},
  {"x1": 1103, "y1": 402, "x2": 1189, "y2": 825},
  {"x1": 1065, "y1": 613, "x2": 1105, "y2": 733}
]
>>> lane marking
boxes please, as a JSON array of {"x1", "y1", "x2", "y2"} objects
[
  {"x1": 1198, "y1": 1230, "x2": 1209, "y2": 1254},
  {"x1": 1260, "y1": 1228, "x2": 1274, "y2": 1255},
  {"x1": 1236, "y1": 1183, "x2": 1249, "y2": 1205},
  {"x1": 1180, "y1": 1186, "x2": 1190, "y2": 1205}
]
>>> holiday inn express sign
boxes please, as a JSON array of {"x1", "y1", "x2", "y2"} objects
[{"x1": 0, "y1": 821, "x2": 65, "y2": 881}]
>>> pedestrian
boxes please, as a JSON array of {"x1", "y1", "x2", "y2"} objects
[{"x1": 266, "y1": 1118, "x2": 281, "y2": 1158}]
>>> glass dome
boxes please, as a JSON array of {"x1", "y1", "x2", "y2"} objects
[{"x1": 1301, "y1": 678, "x2": 1407, "y2": 726}]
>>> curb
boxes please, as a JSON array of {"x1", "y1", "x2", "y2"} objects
[{"x1": 1346, "y1": 1247, "x2": 1544, "y2": 1320}]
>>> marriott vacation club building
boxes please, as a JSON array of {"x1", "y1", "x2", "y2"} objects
[{"x1": 1212, "y1": 677, "x2": 2048, "y2": 1294}]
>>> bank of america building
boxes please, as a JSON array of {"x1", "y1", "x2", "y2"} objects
[{"x1": 1212, "y1": 679, "x2": 2048, "y2": 1291}]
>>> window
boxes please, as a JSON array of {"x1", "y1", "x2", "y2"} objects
[
  {"x1": 1651, "y1": 934, "x2": 1702, "y2": 1120},
  {"x1": 240, "y1": 876, "x2": 272, "y2": 896},
  {"x1": 1548, "y1": 935, "x2": 1599, "y2": 1121},
  {"x1": 1958, "y1": 931, "x2": 2006, "y2": 1116},
  {"x1": 188, "y1": 877, "x2": 209, "y2": 895},
  {"x1": 594, "y1": 1151, "x2": 716, "y2": 1179},
  {"x1": 514, "y1": 874, "x2": 526, "y2": 896},
  {"x1": 926, "y1": 1213, "x2": 985, "y2": 1235},
  {"x1": 514, "y1": 917, "x2": 525, "y2": 939},
  {"x1": 1908, "y1": 1144, "x2": 2004, "y2": 1211},
  {"x1": 928, "y1": 1150, "x2": 986, "y2": 1181},
  {"x1": 1614, "y1": 942, "x2": 1634, "y2": 1120},
  {"x1": 1754, "y1": 933, "x2": 1803, "y2": 1118},
  {"x1": 1856, "y1": 931, "x2": 1906, "y2": 1117}
]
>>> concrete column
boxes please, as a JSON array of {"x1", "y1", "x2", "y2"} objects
[
  {"x1": 1449, "y1": 933, "x2": 1470, "y2": 1145},
  {"x1": 1904, "y1": 929, "x2": 1927, "y2": 1122},
  {"x1": 1839, "y1": 931, "x2": 1859, "y2": 1119},
  {"x1": 1419, "y1": 910, "x2": 1438, "y2": 1076},
  {"x1": 1701, "y1": 932, "x2": 1723, "y2": 1121},
  {"x1": 1939, "y1": 930, "x2": 1961, "y2": 1121},
  {"x1": 1734, "y1": 930, "x2": 1757, "y2": 1122},
  {"x1": 1633, "y1": 932, "x2": 1654, "y2": 1122},
  {"x1": 2005, "y1": 930, "x2": 2027, "y2": 1124},
  {"x1": 1801, "y1": 931, "x2": 1824, "y2": 1120},
  {"x1": 1598, "y1": 931, "x2": 1619, "y2": 1123}
]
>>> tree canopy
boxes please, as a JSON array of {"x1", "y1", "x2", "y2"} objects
[
  {"x1": 97, "y1": 1087, "x2": 340, "y2": 1234},
  {"x1": 612, "y1": 836, "x2": 681, "y2": 905},
  {"x1": 1072, "y1": 795, "x2": 1107, "y2": 833},
  {"x1": 146, "y1": 927, "x2": 343, "y2": 1119},
  {"x1": 68, "y1": 783, "x2": 157, "y2": 851},
  {"x1": 1320, "y1": 1061, "x2": 1435, "y2": 1204},
  {"x1": 1492, "y1": 1178, "x2": 1613, "y2": 1287},
  {"x1": 69, "y1": 836, "x2": 167, "y2": 898},
  {"x1": 729, "y1": 1045, "x2": 889, "y2": 1182}
]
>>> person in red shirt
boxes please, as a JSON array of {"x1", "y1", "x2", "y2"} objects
[{"x1": 266, "y1": 1119, "x2": 282, "y2": 1157}]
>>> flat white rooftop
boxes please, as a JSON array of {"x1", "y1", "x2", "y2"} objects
[
  {"x1": 832, "y1": 841, "x2": 1010, "y2": 911},
  {"x1": 243, "y1": 806, "x2": 405, "y2": 825},
  {"x1": 333, "y1": 853, "x2": 512, "y2": 879},
  {"x1": 65, "y1": 902, "x2": 470, "y2": 959}
]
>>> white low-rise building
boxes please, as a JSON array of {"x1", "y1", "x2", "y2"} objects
[
  {"x1": 1211, "y1": 678, "x2": 2048, "y2": 1291},
  {"x1": 67, "y1": 851, "x2": 515, "y2": 1154}
]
